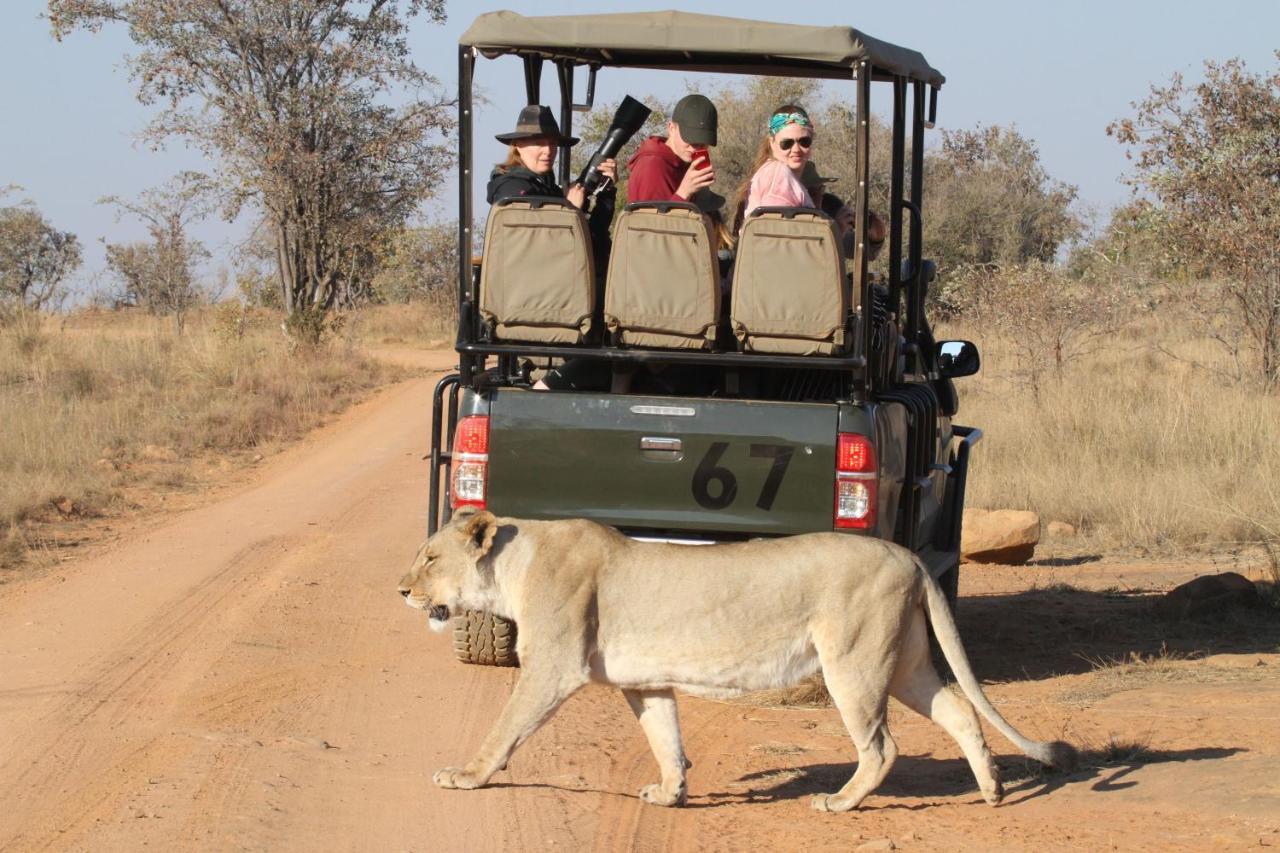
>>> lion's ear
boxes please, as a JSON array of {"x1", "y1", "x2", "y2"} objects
[{"x1": 461, "y1": 510, "x2": 499, "y2": 558}]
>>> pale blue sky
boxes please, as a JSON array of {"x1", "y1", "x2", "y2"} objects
[{"x1": 3, "y1": 0, "x2": 1278, "y2": 298}]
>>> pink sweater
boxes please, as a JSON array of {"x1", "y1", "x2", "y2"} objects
[{"x1": 744, "y1": 160, "x2": 815, "y2": 220}]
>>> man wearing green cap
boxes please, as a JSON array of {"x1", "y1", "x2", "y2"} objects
[{"x1": 626, "y1": 94, "x2": 719, "y2": 204}]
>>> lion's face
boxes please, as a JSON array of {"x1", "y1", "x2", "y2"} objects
[{"x1": 398, "y1": 508, "x2": 500, "y2": 631}]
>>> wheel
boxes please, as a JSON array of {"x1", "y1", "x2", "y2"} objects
[{"x1": 452, "y1": 609, "x2": 519, "y2": 667}]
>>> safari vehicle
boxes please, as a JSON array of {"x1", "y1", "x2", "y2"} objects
[{"x1": 430, "y1": 11, "x2": 982, "y2": 666}]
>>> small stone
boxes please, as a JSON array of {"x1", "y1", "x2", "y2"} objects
[
  {"x1": 252, "y1": 453, "x2": 264, "y2": 463},
  {"x1": 1046, "y1": 520, "x2": 1076, "y2": 538},
  {"x1": 856, "y1": 839, "x2": 895, "y2": 852}
]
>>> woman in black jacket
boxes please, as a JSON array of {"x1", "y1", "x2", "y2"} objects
[{"x1": 487, "y1": 105, "x2": 616, "y2": 255}]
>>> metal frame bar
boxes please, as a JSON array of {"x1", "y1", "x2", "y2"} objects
[
  {"x1": 457, "y1": 46, "x2": 477, "y2": 386},
  {"x1": 522, "y1": 55, "x2": 543, "y2": 104},
  {"x1": 936, "y1": 425, "x2": 982, "y2": 552},
  {"x1": 555, "y1": 60, "x2": 574, "y2": 188},
  {"x1": 907, "y1": 81, "x2": 926, "y2": 351},
  {"x1": 888, "y1": 77, "x2": 906, "y2": 336},
  {"x1": 427, "y1": 373, "x2": 461, "y2": 535},
  {"x1": 459, "y1": 343, "x2": 866, "y2": 371},
  {"x1": 852, "y1": 63, "x2": 872, "y2": 401}
]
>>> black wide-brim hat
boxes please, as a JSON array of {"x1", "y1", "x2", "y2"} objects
[{"x1": 495, "y1": 105, "x2": 579, "y2": 145}]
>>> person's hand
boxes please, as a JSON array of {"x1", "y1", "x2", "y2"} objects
[
  {"x1": 675, "y1": 161, "x2": 715, "y2": 200},
  {"x1": 597, "y1": 158, "x2": 618, "y2": 182},
  {"x1": 566, "y1": 183, "x2": 587, "y2": 209}
]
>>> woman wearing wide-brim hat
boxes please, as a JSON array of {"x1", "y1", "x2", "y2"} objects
[{"x1": 486, "y1": 104, "x2": 617, "y2": 213}]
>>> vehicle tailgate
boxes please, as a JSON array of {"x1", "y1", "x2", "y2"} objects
[{"x1": 486, "y1": 390, "x2": 838, "y2": 536}]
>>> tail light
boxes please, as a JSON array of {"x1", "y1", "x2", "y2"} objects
[
  {"x1": 449, "y1": 415, "x2": 489, "y2": 510},
  {"x1": 835, "y1": 433, "x2": 877, "y2": 530}
]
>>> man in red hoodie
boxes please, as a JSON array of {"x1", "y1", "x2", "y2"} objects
[{"x1": 626, "y1": 94, "x2": 718, "y2": 204}]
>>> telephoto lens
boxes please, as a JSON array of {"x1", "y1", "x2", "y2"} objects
[{"x1": 575, "y1": 95, "x2": 652, "y2": 195}]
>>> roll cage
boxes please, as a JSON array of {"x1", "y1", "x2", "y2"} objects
[{"x1": 452, "y1": 11, "x2": 944, "y2": 402}]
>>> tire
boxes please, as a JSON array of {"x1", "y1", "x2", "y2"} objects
[{"x1": 452, "y1": 609, "x2": 519, "y2": 667}]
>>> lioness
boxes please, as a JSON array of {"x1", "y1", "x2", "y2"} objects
[{"x1": 399, "y1": 509, "x2": 1075, "y2": 811}]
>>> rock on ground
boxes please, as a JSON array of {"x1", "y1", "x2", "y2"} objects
[
  {"x1": 1157, "y1": 572, "x2": 1260, "y2": 618},
  {"x1": 1047, "y1": 520, "x2": 1076, "y2": 538},
  {"x1": 961, "y1": 508, "x2": 1040, "y2": 564}
]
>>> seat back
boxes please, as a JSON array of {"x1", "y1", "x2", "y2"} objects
[
  {"x1": 731, "y1": 207, "x2": 848, "y2": 355},
  {"x1": 478, "y1": 197, "x2": 594, "y2": 344},
  {"x1": 604, "y1": 202, "x2": 719, "y2": 349}
]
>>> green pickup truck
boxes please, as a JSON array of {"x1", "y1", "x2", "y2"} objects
[{"x1": 430, "y1": 12, "x2": 982, "y2": 666}]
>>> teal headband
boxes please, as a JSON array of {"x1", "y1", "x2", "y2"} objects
[{"x1": 769, "y1": 112, "x2": 811, "y2": 135}]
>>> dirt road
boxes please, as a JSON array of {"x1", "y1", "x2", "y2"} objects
[{"x1": 1, "y1": 358, "x2": 1278, "y2": 852}]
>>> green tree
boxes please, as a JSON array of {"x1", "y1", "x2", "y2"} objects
[
  {"x1": 0, "y1": 195, "x2": 82, "y2": 314},
  {"x1": 1108, "y1": 54, "x2": 1280, "y2": 390},
  {"x1": 100, "y1": 172, "x2": 214, "y2": 331},
  {"x1": 924, "y1": 125, "x2": 1081, "y2": 277},
  {"x1": 371, "y1": 220, "x2": 457, "y2": 306},
  {"x1": 48, "y1": 0, "x2": 454, "y2": 319}
]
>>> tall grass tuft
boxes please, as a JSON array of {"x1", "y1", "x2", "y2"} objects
[
  {"x1": 946, "y1": 305, "x2": 1280, "y2": 552},
  {"x1": 0, "y1": 309, "x2": 391, "y2": 559}
]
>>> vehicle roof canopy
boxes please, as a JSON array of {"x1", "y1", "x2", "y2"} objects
[{"x1": 459, "y1": 10, "x2": 944, "y2": 86}]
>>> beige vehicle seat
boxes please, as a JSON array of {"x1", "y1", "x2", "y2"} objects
[
  {"x1": 604, "y1": 202, "x2": 720, "y2": 349},
  {"x1": 478, "y1": 197, "x2": 595, "y2": 344},
  {"x1": 731, "y1": 207, "x2": 849, "y2": 355}
]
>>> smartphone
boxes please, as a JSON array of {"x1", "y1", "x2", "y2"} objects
[{"x1": 691, "y1": 146, "x2": 712, "y2": 171}]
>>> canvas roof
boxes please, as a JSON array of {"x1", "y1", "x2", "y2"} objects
[{"x1": 459, "y1": 10, "x2": 944, "y2": 86}]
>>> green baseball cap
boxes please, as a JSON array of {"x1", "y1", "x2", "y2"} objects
[{"x1": 672, "y1": 94, "x2": 717, "y2": 146}]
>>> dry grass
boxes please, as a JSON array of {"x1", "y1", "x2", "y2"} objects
[
  {"x1": 1057, "y1": 647, "x2": 1279, "y2": 705},
  {"x1": 943, "y1": 307, "x2": 1280, "y2": 552},
  {"x1": 345, "y1": 300, "x2": 455, "y2": 348},
  {"x1": 0, "y1": 308, "x2": 394, "y2": 570}
]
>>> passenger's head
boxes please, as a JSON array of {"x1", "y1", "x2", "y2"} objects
[
  {"x1": 666, "y1": 93, "x2": 718, "y2": 162},
  {"x1": 767, "y1": 104, "x2": 814, "y2": 174},
  {"x1": 494, "y1": 105, "x2": 578, "y2": 175},
  {"x1": 729, "y1": 104, "x2": 816, "y2": 232}
]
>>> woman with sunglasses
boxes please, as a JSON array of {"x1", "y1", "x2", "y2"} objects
[{"x1": 731, "y1": 104, "x2": 816, "y2": 232}]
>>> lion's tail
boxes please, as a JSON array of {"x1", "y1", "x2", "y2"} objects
[{"x1": 917, "y1": 558, "x2": 1078, "y2": 771}]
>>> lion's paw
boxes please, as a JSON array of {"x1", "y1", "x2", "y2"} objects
[
  {"x1": 433, "y1": 767, "x2": 483, "y2": 790},
  {"x1": 810, "y1": 793, "x2": 853, "y2": 813},
  {"x1": 639, "y1": 783, "x2": 686, "y2": 807}
]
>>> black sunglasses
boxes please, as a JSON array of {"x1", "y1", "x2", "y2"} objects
[{"x1": 778, "y1": 136, "x2": 813, "y2": 151}]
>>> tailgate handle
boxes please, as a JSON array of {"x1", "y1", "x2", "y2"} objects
[{"x1": 640, "y1": 437, "x2": 682, "y2": 452}]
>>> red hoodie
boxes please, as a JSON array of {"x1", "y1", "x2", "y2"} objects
[{"x1": 625, "y1": 136, "x2": 688, "y2": 204}]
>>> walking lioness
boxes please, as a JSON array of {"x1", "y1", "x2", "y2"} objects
[{"x1": 399, "y1": 509, "x2": 1075, "y2": 811}]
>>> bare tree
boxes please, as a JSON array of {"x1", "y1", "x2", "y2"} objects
[
  {"x1": 48, "y1": 0, "x2": 454, "y2": 318},
  {"x1": 101, "y1": 172, "x2": 214, "y2": 331},
  {"x1": 0, "y1": 195, "x2": 82, "y2": 315},
  {"x1": 944, "y1": 263, "x2": 1122, "y2": 399},
  {"x1": 1109, "y1": 53, "x2": 1280, "y2": 391}
]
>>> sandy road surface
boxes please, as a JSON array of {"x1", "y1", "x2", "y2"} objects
[{"x1": 2, "y1": 354, "x2": 1279, "y2": 852}]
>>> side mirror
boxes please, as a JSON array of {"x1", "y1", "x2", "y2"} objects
[{"x1": 936, "y1": 340, "x2": 980, "y2": 378}]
